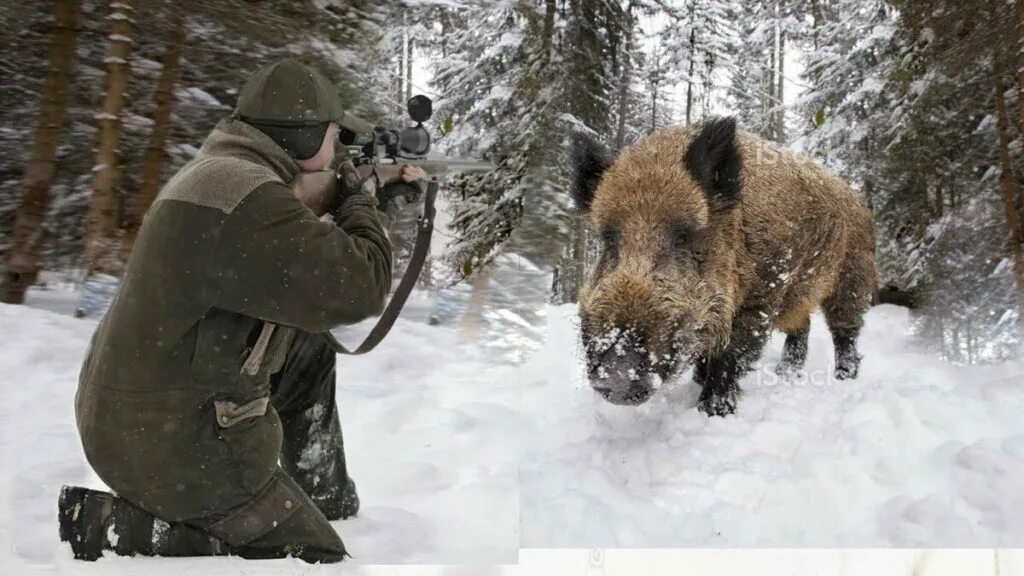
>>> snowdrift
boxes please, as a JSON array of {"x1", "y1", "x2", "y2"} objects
[
  {"x1": 519, "y1": 304, "x2": 1024, "y2": 547},
  {"x1": 4, "y1": 298, "x2": 1024, "y2": 573}
]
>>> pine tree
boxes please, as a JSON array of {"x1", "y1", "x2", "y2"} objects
[
  {"x1": 728, "y1": 0, "x2": 777, "y2": 139},
  {"x1": 799, "y1": 0, "x2": 1023, "y2": 360},
  {"x1": 432, "y1": 6, "x2": 528, "y2": 282},
  {"x1": 120, "y1": 6, "x2": 183, "y2": 262},
  {"x1": 664, "y1": 0, "x2": 737, "y2": 126},
  {"x1": 639, "y1": 40, "x2": 676, "y2": 136},
  {"x1": 82, "y1": 0, "x2": 135, "y2": 278},
  {"x1": 0, "y1": 0, "x2": 79, "y2": 304}
]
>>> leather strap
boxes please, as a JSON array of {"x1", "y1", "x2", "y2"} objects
[{"x1": 322, "y1": 180, "x2": 438, "y2": 355}]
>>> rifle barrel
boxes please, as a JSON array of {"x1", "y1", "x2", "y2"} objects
[{"x1": 392, "y1": 157, "x2": 495, "y2": 174}]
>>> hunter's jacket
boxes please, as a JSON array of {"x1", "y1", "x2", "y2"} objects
[{"x1": 75, "y1": 118, "x2": 391, "y2": 521}]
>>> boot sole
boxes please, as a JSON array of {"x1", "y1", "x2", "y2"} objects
[{"x1": 58, "y1": 485, "x2": 112, "y2": 561}]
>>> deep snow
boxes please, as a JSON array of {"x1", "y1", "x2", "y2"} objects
[
  {"x1": 1, "y1": 290, "x2": 523, "y2": 573},
  {"x1": 520, "y1": 304, "x2": 1024, "y2": 547},
  {"x1": 4, "y1": 286, "x2": 1024, "y2": 574}
]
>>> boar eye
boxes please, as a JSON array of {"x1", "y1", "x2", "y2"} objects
[
  {"x1": 601, "y1": 227, "x2": 620, "y2": 249},
  {"x1": 671, "y1": 225, "x2": 691, "y2": 251},
  {"x1": 599, "y1": 226, "x2": 621, "y2": 267}
]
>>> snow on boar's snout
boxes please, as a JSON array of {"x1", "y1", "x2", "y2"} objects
[
  {"x1": 578, "y1": 257, "x2": 687, "y2": 405},
  {"x1": 577, "y1": 241, "x2": 717, "y2": 406}
]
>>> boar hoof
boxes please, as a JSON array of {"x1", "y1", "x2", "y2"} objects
[
  {"x1": 773, "y1": 361, "x2": 803, "y2": 380},
  {"x1": 834, "y1": 352, "x2": 862, "y2": 380},
  {"x1": 834, "y1": 362, "x2": 859, "y2": 380},
  {"x1": 698, "y1": 389, "x2": 737, "y2": 417}
]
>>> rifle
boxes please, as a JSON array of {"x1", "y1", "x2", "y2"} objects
[
  {"x1": 288, "y1": 155, "x2": 495, "y2": 210},
  {"x1": 290, "y1": 95, "x2": 493, "y2": 356},
  {"x1": 290, "y1": 95, "x2": 493, "y2": 211}
]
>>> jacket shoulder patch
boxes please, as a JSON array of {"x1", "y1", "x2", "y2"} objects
[{"x1": 155, "y1": 157, "x2": 281, "y2": 214}]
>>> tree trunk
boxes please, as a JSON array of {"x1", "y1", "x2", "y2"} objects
[
  {"x1": 1016, "y1": 0, "x2": 1024, "y2": 226},
  {"x1": 0, "y1": 0, "x2": 79, "y2": 304},
  {"x1": 685, "y1": 28, "x2": 695, "y2": 126},
  {"x1": 767, "y1": 28, "x2": 775, "y2": 133},
  {"x1": 776, "y1": 6, "x2": 786, "y2": 143},
  {"x1": 810, "y1": 0, "x2": 821, "y2": 51},
  {"x1": 552, "y1": 211, "x2": 590, "y2": 305},
  {"x1": 570, "y1": 214, "x2": 587, "y2": 302},
  {"x1": 542, "y1": 0, "x2": 556, "y2": 59},
  {"x1": 614, "y1": 7, "x2": 632, "y2": 148},
  {"x1": 1017, "y1": 0, "x2": 1024, "y2": 146},
  {"x1": 405, "y1": 31, "x2": 413, "y2": 102},
  {"x1": 120, "y1": 9, "x2": 183, "y2": 262},
  {"x1": 82, "y1": 0, "x2": 134, "y2": 277},
  {"x1": 936, "y1": 312, "x2": 947, "y2": 360},
  {"x1": 966, "y1": 318, "x2": 975, "y2": 365},
  {"x1": 615, "y1": 59, "x2": 629, "y2": 148},
  {"x1": 395, "y1": 16, "x2": 404, "y2": 114},
  {"x1": 650, "y1": 51, "x2": 659, "y2": 134},
  {"x1": 992, "y1": 56, "x2": 1024, "y2": 331}
]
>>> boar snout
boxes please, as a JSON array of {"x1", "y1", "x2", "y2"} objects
[{"x1": 587, "y1": 338, "x2": 656, "y2": 406}]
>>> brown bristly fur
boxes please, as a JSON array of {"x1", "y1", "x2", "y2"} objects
[{"x1": 579, "y1": 121, "x2": 877, "y2": 406}]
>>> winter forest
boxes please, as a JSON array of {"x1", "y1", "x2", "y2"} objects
[
  {"x1": 6, "y1": 0, "x2": 1024, "y2": 569},
  {"x1": 2, "y1": 0, "x2": 1024, "y2": 363}
]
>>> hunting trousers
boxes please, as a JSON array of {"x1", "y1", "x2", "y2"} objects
[{"x1": 61, "y1": 331, "x2": 357, "y2": 563}]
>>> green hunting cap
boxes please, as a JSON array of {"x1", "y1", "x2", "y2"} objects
[{"x1": 235, "y1": 58, "x2": 372, "y2": 159}]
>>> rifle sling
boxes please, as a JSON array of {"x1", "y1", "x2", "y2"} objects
[{"x1": 322, "y1": 181, "x2": 438, "y2": 355}]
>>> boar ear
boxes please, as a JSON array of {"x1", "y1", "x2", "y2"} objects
[
  {"x1": 683, "y1": 117, "x2": 742, "y2": 209},
  {"x1": 568, "y1": 132, "x2": 614, "y2": 213}
]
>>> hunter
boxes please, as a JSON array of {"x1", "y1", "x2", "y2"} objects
[{"x1": 58, "y1": 58, "x2": 426, "y2": 563}]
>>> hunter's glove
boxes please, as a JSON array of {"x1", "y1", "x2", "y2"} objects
[
  {"x1": 335, "y1": 159, "x2": 376, "y2": 208},
  {"x1": 376, "y1": 181, "x2": 422, "y2": 213},
  {"x1": 373, "y1": 182, "x2": 416, "y2": 228}
]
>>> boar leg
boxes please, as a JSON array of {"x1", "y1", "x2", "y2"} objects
[
  {"x1": 830, "y1": 328, "x2": 862, "y2": 379},
  {"x1": 696, "y1": 307, "x2": 774, "y2": 416},
  {"x1": 774, "y1": 318, "x2": 810, "y2": 378},
  {"x1": 823, "y1": 262, "x2": 872, "y2": 380}
]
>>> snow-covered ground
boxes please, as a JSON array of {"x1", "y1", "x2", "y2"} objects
[
  {"x1": 520, "y1": 304, "x2": 1024, "y2": 547},
  {"x1": 5, "y1": 282, "x2": 1024, "y2": 574},
  {"x1": 519, "y1": 549, "x2": 1024, "y2": 576},
  {"x1": 2, "y1": 288, "x2": 524, "y2": 573}
]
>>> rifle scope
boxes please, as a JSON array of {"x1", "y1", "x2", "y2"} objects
[{"x1": 339, "y1": 95, "x2": 433, "y2": 159}]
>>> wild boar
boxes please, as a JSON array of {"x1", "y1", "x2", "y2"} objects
[{"x1": 569, "y1": 118, "x2": 876, "y2": 416}]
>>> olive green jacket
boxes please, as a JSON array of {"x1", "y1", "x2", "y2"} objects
[{"x1": 75, "y1": 118, "x2": 392, "y2": 521}]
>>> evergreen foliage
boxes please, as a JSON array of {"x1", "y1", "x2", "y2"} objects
[{"x1": 2, "y1": 0, "x2": 1022, "y2": 362}]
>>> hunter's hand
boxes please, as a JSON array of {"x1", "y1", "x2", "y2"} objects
[
  {"x1": 375, "y1": 165, "x2": 431, "y2": 223},
  {"x1": 399, "y1": 165, "x2": 429, "y2": 187}
]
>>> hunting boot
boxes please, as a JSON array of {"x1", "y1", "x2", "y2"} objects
[
  {"x1": 272, "y1": 330, "x2": 360, "y2": 520},
  {"x1": 58, "y1": 486, "x2": 227, "y2": 560}
]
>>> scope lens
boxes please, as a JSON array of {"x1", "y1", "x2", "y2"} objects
[
  {"x1": 338, "y1": 128, "x2": 373, "y2": 147},
  {"x1": 398, "y1": 126, "x2": 431, "y2": 156}
]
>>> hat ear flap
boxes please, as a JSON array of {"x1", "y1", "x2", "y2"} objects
[
  {"x1": 568, "y1": 132, "x2": 613, "y2": 213},
  {"x1": 247, "y1": 121, "x2": 328, "y2": 160}
]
